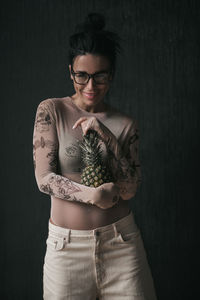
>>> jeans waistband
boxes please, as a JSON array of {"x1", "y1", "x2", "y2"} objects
[{"x1": 48, "y1": 209, "x2": 137, "y2": 238}]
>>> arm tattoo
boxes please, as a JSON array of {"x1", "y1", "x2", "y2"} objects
[
  {"x1": 107, "y1": 131, "x2": 140, "y2": 183},
  {"x1": 40, "y1": 174, "x2": 83, "y2": 201},
  {"x1": 34, "y1": 136, "x2": 56, "y2": 150},
  {"x1": 33, "y1": 136, "x2": 58, "y2": 170},
  {"x1": 34, "y1": 105, "x2": 52, "y2": 133},
  {"x1": 46, "y1": 149, "x2": 58, "y2": 168}
]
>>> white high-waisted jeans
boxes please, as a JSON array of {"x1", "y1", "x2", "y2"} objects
[{"x1": 43, "y1": 210, "x2": 157, "y2": 300}]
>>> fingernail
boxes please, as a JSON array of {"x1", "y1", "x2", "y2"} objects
[{"x1": 72, "y1": 125, "x2": 75, "y2": 129}]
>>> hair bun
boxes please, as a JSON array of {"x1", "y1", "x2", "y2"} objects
[
  {"x1": 76, "y1": 13, "x2": 105, "y2": 32},
  {"x1": 85, "y1": 13, "x2": 105, "y2": 31}
]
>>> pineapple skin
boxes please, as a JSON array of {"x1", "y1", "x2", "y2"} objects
[{"x1": 81, "y1": 164, "x2": 112, "y2": 187}]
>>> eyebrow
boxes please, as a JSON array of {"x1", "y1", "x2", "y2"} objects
[{"x1": 73, "y1": 69, "x2": 109, "y2": 74}]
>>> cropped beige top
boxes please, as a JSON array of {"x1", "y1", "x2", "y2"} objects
[{"x1": 32, "y1": 96, "x2": 141, "y2": 227}]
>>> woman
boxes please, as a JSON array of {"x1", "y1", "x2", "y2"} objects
[{"x1": 33, "y1": 13, "x2": 157, "y2": 300}]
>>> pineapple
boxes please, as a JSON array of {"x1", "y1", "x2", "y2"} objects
[{"x1": 79, "y1": 130, "x2": 113, "y2": 187}]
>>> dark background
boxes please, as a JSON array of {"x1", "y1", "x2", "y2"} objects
[{"x1": 1, "y1": 0, "x2": 199, "y2": 299}]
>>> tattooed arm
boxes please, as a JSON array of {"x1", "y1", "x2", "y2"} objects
[
  {"x1": 33, "y1": 99, "x2": 119, "y2": 209},
  {"x1": 106, "y1": 120, "x2": 142, "y2": 200}
]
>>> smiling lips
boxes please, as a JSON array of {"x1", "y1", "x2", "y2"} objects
[{"x1": 83, "y1": 92, "x2": 97, "y2": 99}]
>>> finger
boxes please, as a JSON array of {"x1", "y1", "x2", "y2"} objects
[
  {"x1": 82, "y1": 119, "x2": 94, "y2": 136},
  {"x1": 83, "y1": 124, "x2": 89, "y2": 136},
  {"x1": 72, "y1": 117, "x2": 88, "y2": 129}
]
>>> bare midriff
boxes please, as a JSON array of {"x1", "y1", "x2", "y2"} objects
[
  {"x1": 50, "y1": 197, "x2": 131, "y2": 230},
  {"x1": 50, "y1": 173, "x2": 131, "y2": 230}
]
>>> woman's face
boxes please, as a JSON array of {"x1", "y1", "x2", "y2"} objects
[{"x1": 69, "y1": 54, "x2": 112, "y2": 111}]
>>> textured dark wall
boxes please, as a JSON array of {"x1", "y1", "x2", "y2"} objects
[{"x1": 1, "y1": 1, "x2": 199, "y2": 299}]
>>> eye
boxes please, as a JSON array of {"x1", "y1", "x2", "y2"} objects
[
  {"x1": 76, "y1": 73, "x2": 87, "y2": 78},
  {"x1": 95, "y1": 73, "x2": 107, "y2": 78}
]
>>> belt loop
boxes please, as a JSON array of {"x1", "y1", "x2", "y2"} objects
[
  {"x1": 113, "y1": 224, "x2": 118, "y2": 237},
  {"x1": 67, "y1": 229, "x2": 71, "y2": 243}
]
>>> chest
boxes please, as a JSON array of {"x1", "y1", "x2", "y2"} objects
[
  {"x1": 57, "y1": 123, "x2": 112, "y2": 174},
  {"x1": 56, "y1": 116, "x2": 123, "y2": 174}
]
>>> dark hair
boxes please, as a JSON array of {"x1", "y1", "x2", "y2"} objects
[{"x1": 68, "y1": 13, "x2": 121, "y2": 75}]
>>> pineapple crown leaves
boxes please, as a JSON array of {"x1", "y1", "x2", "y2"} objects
[{"x1": 78, "y1": 130, "x2": 103, "y2": 167}]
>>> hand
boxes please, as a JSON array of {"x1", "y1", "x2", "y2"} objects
[
  {"x1": 92, "y1": 182, "x2": 120, "y2": 209},
  {"x1": 72, "y1": 116, "x2": 114, "y2": 144}
]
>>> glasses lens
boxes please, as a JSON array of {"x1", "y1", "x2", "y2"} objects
[
  {"x1": 74, "y1": 73, "x2": 88, "y2": 84},
  {"x1": 94, "y1": 73, "x2": 109, "y2": 84}
]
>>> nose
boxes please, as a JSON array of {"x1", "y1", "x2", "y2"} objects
[{"x1": 86, "y1": 77, "x2": 95, "y2": 89}]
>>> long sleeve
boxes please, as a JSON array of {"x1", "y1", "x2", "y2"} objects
[
  {"x1": 107, "y1": 119, "x2": 142, "y2": 200},
  {"x1": 33, "y1": 99, "x2": 98, "y2": 204}
]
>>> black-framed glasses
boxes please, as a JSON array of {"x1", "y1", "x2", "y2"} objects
[{"x1": 71, "y1": 67, "x2": 111, "y2": 85}]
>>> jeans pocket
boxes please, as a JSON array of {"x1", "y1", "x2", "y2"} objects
[
  {"x1": 46, "y1": 233, "x2": 66, "y2": 251},
  {"x1": 117, "y1": 228, "x2": 140, "y2": 244}
]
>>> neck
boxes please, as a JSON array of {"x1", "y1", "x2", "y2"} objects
[{"x1": 71, "y1": 95, "x2": 108, "y2": 113}]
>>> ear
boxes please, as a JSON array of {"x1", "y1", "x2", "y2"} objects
[{"x1": 69, "y1": 65, "x2": 73, "y2": 80}]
